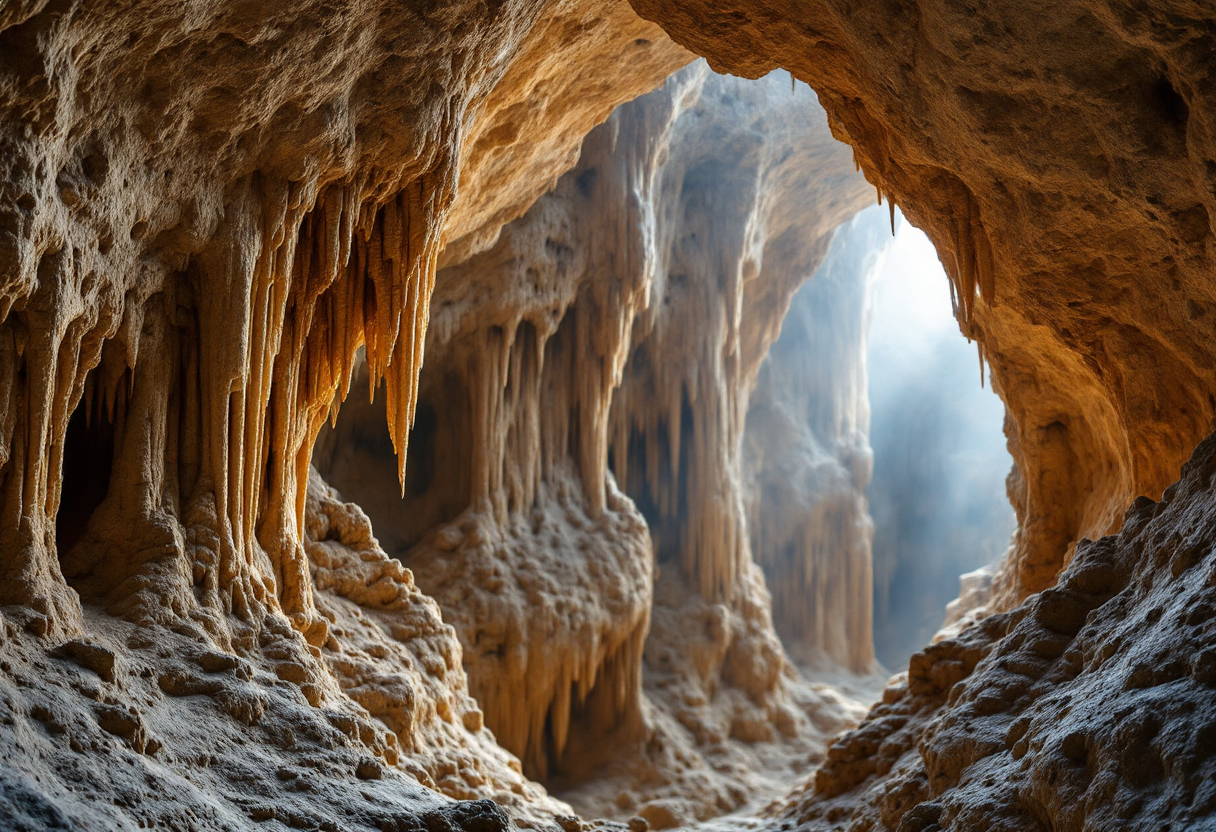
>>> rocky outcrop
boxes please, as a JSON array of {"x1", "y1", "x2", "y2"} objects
[
  {"x1": 318, "y1": 63, "x2": 879, "y2": 824},
  {"x1": 2, "y1": 0, "x2": 890, "y2": 818},
  {"x1": 0, "y1": 469, "x2": 562, "y2": 829},
  {"x1": 782, "y1": 431, "x2": 1216, "y2": 831},
  {"x1": 629, "y1": 0, "x2": 1216, "y2": 612},
  {"x1": 743, "y1": 208, "x2": 887, "y2": 674}
]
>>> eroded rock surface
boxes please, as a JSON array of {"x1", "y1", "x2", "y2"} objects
[
  {"x1": 782, "y1": 433, "x2": 1216, "y2": 831},
  {"x1": 0, "y1": 0, "x2": 685, "y2": 640},
  {"x1": 0, "y1": 473, "x2": 562, "y2": 829}
]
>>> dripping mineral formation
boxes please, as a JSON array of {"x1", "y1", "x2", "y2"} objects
[
  {"x1": 4, "y1": 0, "x2": 1216, "y2": 830},
  {"x1": 317, "y1": 63, "x2": 876, "y2": 822}
]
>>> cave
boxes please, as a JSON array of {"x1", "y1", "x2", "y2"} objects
[
  {"x1": 2, "y1": 1, "x2": 1216, "y2": 831},
  {"x1": 54, "y1": 379, "x2": 116, "y2": 583}
]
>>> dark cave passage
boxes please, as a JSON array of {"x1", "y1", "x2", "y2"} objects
[{"x1": 55, "y1": 382, "x2": 116, "y2": 573}]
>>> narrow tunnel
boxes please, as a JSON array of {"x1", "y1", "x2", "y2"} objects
[{"x1": 55, "y1": 374, "x2": 117, "y2": 594}]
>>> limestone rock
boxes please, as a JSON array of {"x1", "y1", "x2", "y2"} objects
[{"x1": 744, "y1": 208, "x2": 888, "y2": 674}]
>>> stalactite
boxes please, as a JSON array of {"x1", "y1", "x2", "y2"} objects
[{"x1": 314, "y1": 78, "x2": 693, "y2": 776}]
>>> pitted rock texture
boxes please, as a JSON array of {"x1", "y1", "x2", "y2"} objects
[
  {"x1": 10, "y1": 0, "x2": 1216, "y2": 829},
  {"x1": 0, "y1": 0, "x2": 885, "y2": 818},
  {"x1": 630, "y1": 0, "x2": 1216, "y2": 612},
  {"x1": 0, "y1": 487, "x2": 565, "y2": 829},
  {"x1": 781, "y1": 432, "x2": 1216, "y2": 832}
]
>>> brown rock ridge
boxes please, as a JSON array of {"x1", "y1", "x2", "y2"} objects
[
  {"x1": 319, "y1": 63, "x2": 879, "y2": 825},
  {"x1": 629, "y1": 0, "x2": 1216, "y2": 611},
  {"x1": 743, "y1": 208, "x2": 889, "y2": 674},
  {"x1": 781, "y1": 431, "x2": 1216, "y2": 831}
]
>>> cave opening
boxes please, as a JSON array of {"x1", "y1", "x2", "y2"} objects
[
  {"x1": 55, "y1": 376, "x2": 117, "y2": 588},
  {"x1": 744, "y1": 204, "x2": 1015, "y2": 679},
  {"x1": 864, "y1": 213, "x2": 1016, "y2": 671}
]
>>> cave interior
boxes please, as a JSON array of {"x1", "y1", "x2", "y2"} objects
[{"x1": 1, "y1": 1, "x2": 1216, "y2": 831}]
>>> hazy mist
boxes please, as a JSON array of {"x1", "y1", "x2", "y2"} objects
[{"x1": 866, "y1": 211, "x2": 1016, "y2": 671}]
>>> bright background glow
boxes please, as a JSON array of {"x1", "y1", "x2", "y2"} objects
[{"x1": 867, "y1": 212, "x2": 1016, "y2": 670}]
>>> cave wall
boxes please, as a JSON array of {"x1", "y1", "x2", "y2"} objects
[
  {"x1": 603, "y1": 66, "x2": 877, "y2": 758},
  {"x1": 2, "y1": 0, "x2": 891, "y2": 819},
  {"x1": 630, "y1": 0, "x2": 1216, "y2": 611},
  {"x1": 742, "y1": 207, "x2": 888, "y2": 675},
  {"x1": 0, "y1": 0, "x2": 686, "y2": 639},
  {"x1": 316, "y1": 63, "x2": 700, "y2": 779},
  {"x1": 8, "y1": 0, "x2": 1214, "y2": 828}
]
